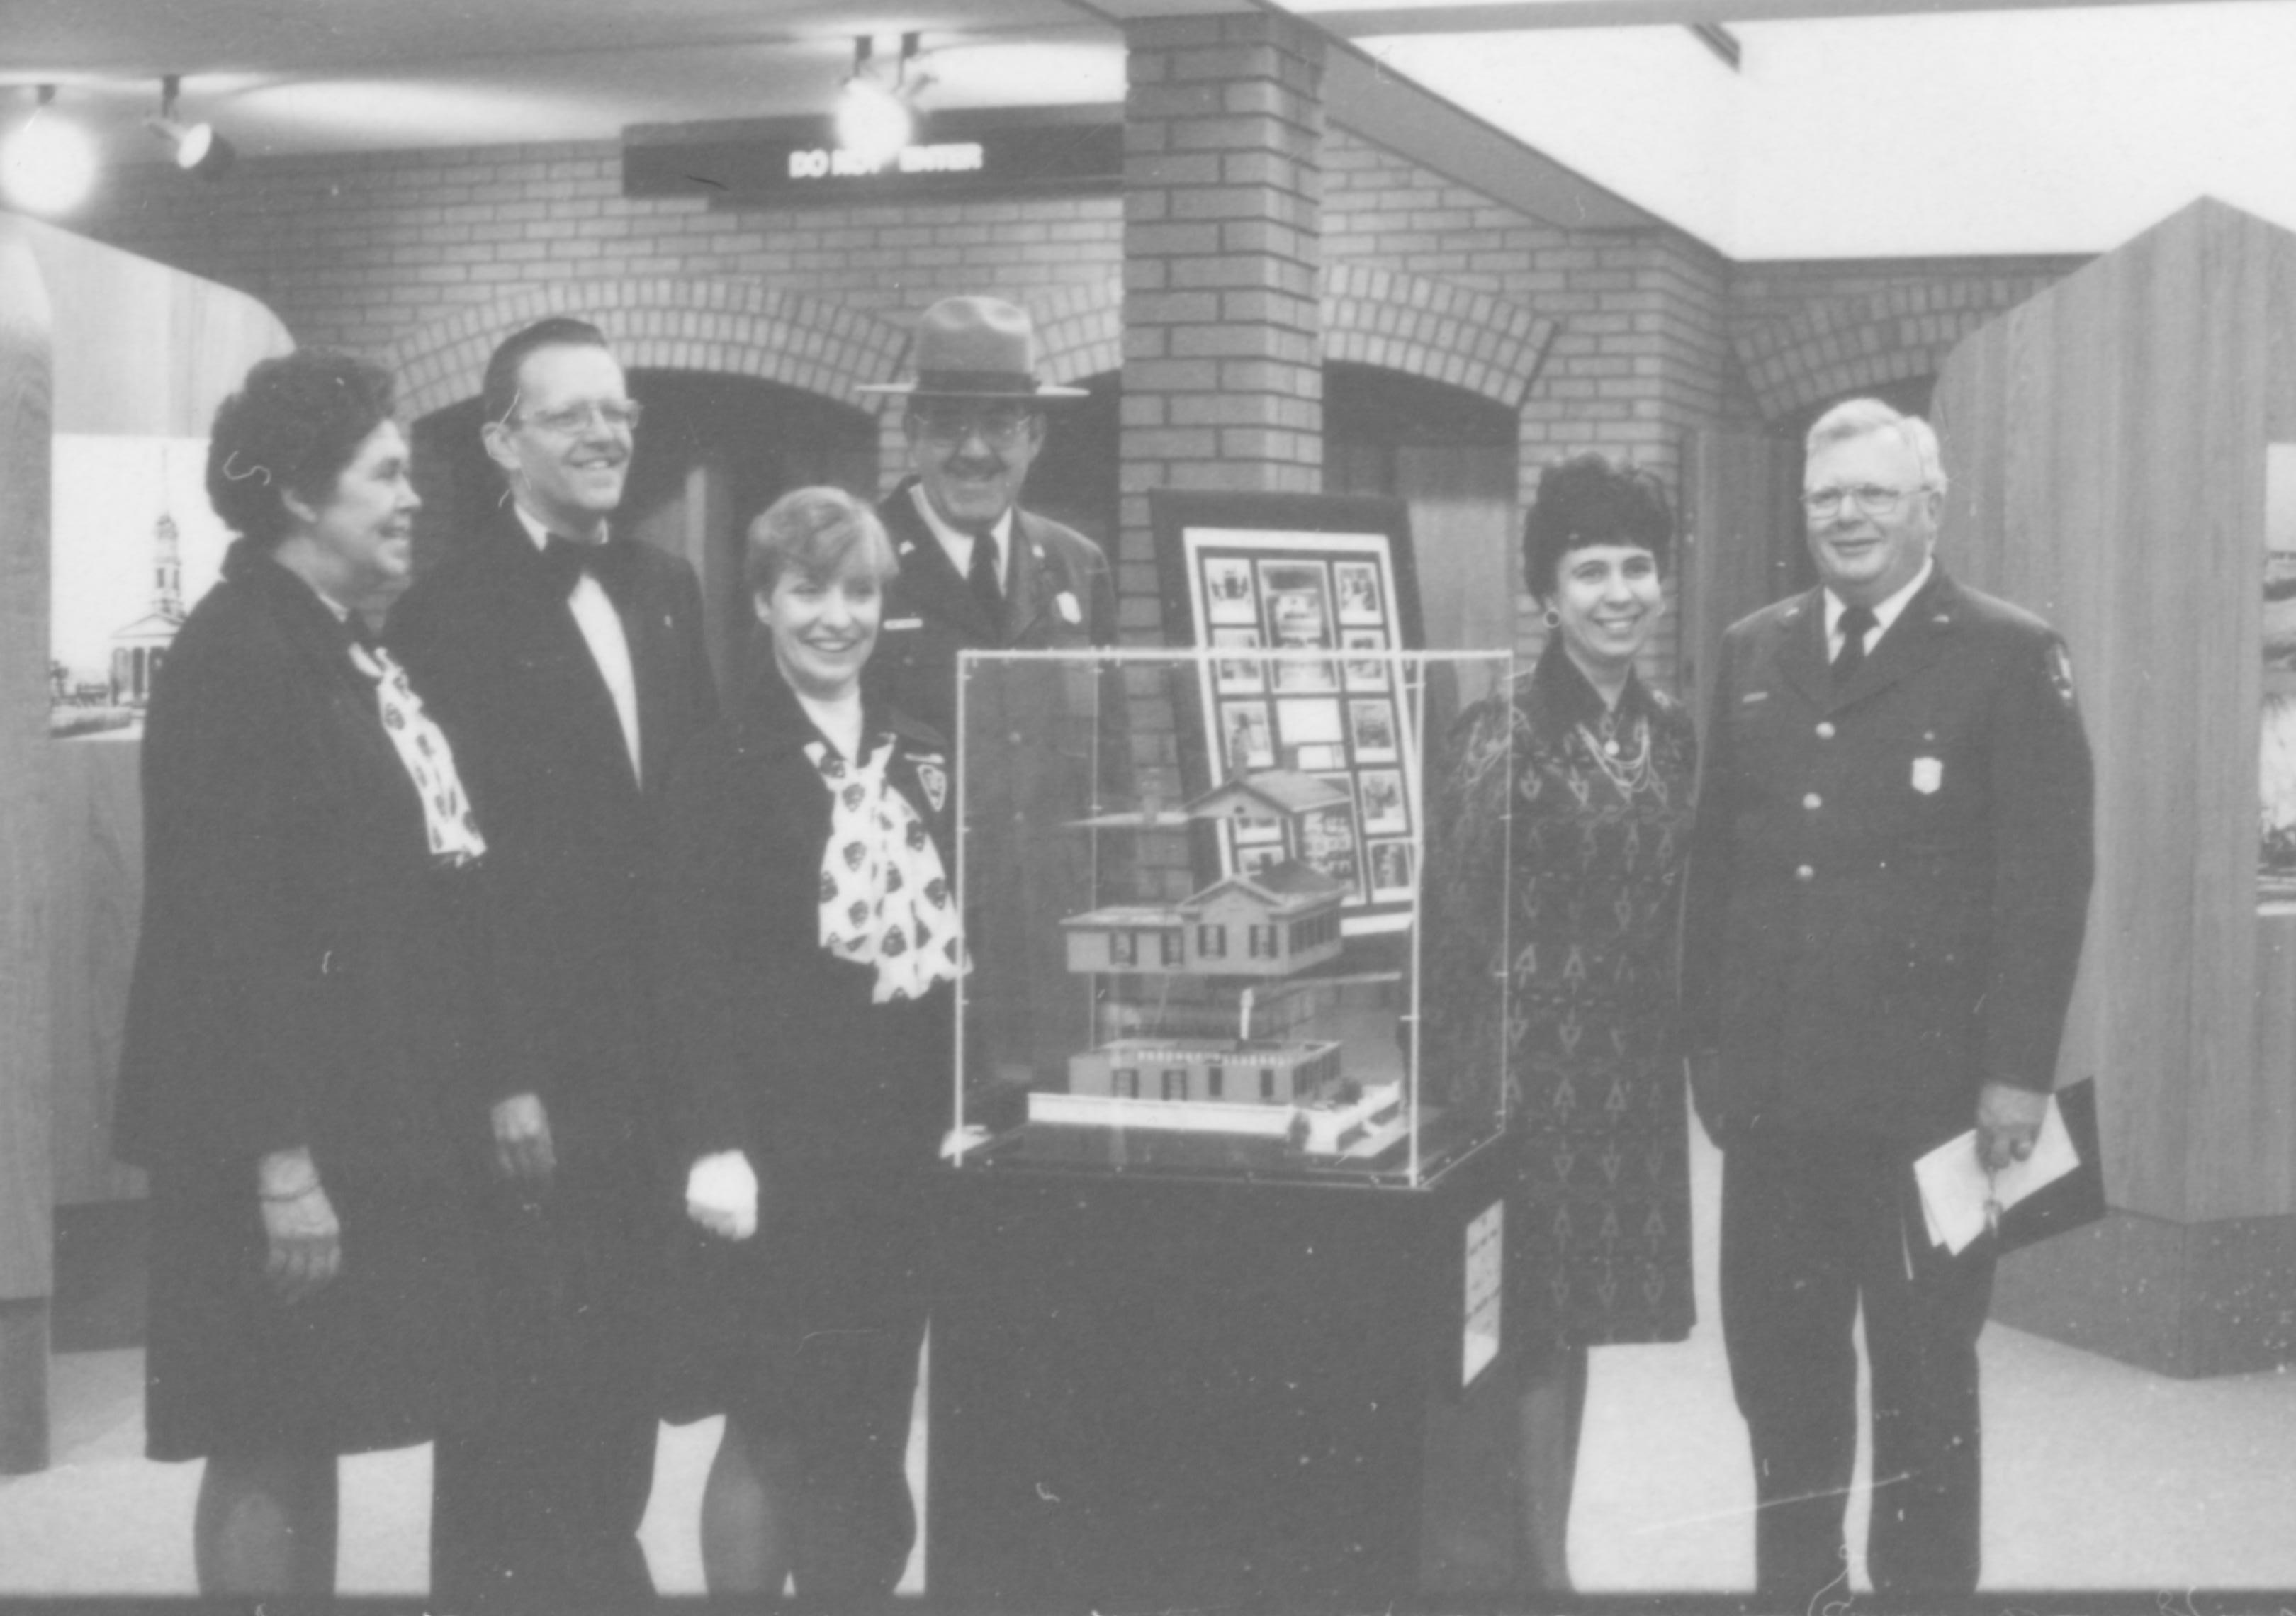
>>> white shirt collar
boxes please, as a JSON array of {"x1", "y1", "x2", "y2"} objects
[
  {"x1": 1825, "y1": 553, "x2": 1935, "y2": 649},
  {"x1": 908, "y1": 481, "x2": 1012, "y2": 582},
  {"x1": 510, "y1": 502, "x2": 608, "y2": 551}
]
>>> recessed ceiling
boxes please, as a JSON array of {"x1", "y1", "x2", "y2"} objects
[
  {"x1": 0, "y1": 1, "x2": 1127, "y2": 162},
  {"x1": 4, "y1": 0, "x2": 2290, "y2": 260}
]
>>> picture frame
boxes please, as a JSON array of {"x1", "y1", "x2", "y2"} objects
[{"x1": 1151, "y1": 489, "x2": 1424, "y2": 936}]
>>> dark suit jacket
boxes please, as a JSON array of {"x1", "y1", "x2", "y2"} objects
[
  {"x1": 387, "y1": 508, "x2": 717, "y2": 1166},
  {"x1": 1680, "y1": 567, "x2": 2095, "y2": 1144},
  {"x1": 866, "y1": 477, "x2": 1118, "y2": 742},
  {"x1": 655, "y1": 670, "x2": 955, "y2": 1185},
  {"x1": 116, "y1": 541, "x2": 484, "y2": 1184}
]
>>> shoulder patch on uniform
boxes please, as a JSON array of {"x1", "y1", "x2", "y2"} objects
[{"x1": 916, "y1": 758, "x2": 948, "y2": 814}]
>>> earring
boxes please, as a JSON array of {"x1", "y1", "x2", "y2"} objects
[{"x1": 1543, "y1": 607, "x2": 1560, "y2": 629}]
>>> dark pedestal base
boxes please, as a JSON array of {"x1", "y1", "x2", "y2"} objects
[
  {"x1": 1993, "y1": 1207, "x2": 2296, "y2": 1377},
  {"x1": 927, "y1": 1140, "x2": 1517, "y2": 1610}
]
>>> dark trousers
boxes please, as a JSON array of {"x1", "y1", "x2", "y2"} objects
[
  {"x1": 432, "y1": 1173, "x2": 661, "y2": 1611},
  {"x1": 1720, "y1": 1126, "x2": 1995, "y2": 1603}
]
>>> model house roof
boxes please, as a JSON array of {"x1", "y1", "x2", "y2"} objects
[
  {"x1": 1181, "y1": 860, "x2": 1347, "y2": 919},
  {"x1": 1186, "y1": 770, "x2": 1351, "y2": 822}
]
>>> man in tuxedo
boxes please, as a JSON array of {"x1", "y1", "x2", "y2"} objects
[
  {"x1": 860, "y1": 296, "x2": 1117, "y2": 1087},
  {"x1": 389, "y1": 317, "x2": 716, "y2": 1607},
  {"x1": 1682, "y1": 397, "x2": 2094, "y2": 1602}
]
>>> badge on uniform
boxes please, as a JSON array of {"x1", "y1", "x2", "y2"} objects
[
  {"x1": 1056, "y1": 590, "x2": 1082, "y2": 626},
  {"x1": 916, "y1": 757, "x2": 948, "y2": 814},
  {"x1": 1912, "y1": 756, "x2": 1943, "y2": 795}
]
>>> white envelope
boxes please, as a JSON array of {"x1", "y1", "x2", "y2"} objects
[{"x1": 1913, "y1": 1094, "x2": 2082, "y2": 1255}]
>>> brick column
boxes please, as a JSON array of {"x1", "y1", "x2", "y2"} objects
[{"x1": 1120, "y1": 13, "x2": 1326, "y2": 643}]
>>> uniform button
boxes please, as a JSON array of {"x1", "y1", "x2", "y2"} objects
[
  {"x1": 1803, "y1": 792, "x2": 1822, "y2": 810},
  {"x1": 1815, "y1": 722, "x2": 1836, "y2": 739},
  {"x1": 1795, "y1": 864, "x2": 1815, "y2": 882}
]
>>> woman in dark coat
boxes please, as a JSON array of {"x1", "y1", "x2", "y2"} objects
[
  {"x1": 656, "y1": 486, "x2": 961, "y2": 1602},
  {"x1": 1429, "y1": 456, "x2": 1697, "y2": 1592},
  {"x1": 113, "y1": 352, "x2": 490, "y2": 1595}
]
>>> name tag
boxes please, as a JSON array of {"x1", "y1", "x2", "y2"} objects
[
  {"x1": 1739, "y1": 690, "x2": 1769, "y2": 705},
  {"x1": 884, "y1": 617, "x2": 923, "y2": 632},
  {"x1": 1912, "y1": 756, "x2": 1943, "y2": 794}
]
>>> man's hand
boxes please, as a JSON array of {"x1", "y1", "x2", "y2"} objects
[
  {"x1": 1975, "y1": 1081, "x2": 2048, "y2": 1174},
  {"x1": 685, "y1": 1150, "x2": 760, "y2": 1242},
  {"x1": 257, "y1": 1147, "x2": 341, "y2": 1304},
  {"x1": 491, "y1": 1092, "x2": 556, "y2": 1189}
]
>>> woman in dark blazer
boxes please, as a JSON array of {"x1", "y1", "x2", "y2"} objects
[
  {"x1": 656, "y1": 486, "x2": 961, "y2": 1603},
  {"x1": 113, "y1": 351, "x2": 490, "y2": 1595}
]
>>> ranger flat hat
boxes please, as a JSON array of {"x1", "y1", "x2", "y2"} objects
[{"x1": 859, "y1": 295, "x2": 1086, "y2": 400}]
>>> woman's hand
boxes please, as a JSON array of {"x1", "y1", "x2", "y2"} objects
[
  {"x1": 685, "y1": 1150, "x2": 759, "y2": 1241},
  {"x1": 490, "y1": 1092, "x2": 557, "y2": 1189},
  {"x1": 257, "y1": 1148, "x2": 342, "y2": 1304}
]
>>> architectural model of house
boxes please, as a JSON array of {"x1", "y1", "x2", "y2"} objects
[{"x1": 1028, "y1": 768, "x2": 1407, "y2": 1160}]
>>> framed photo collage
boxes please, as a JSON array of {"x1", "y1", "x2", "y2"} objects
[{"x1": 1152, "y1": 492, "x2": 1424, "y2": 936}]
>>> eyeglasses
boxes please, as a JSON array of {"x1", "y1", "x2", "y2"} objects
[
  {"x1": 1801, "y1": 483, "x2": 1918, "y2": 517},
  {"x1": 909, "y1": 403, "x2": 1037, "y2": 448},
  {"x1": 515, "y1": 399, "x2": 644, "y2": 436}
]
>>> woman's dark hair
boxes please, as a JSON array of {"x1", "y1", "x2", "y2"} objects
[
  {"x1": 1521, "y1": 454, "x2": 1675, "y2": 600},
  {"x1": 205, "y1": 351, "x2": 397, "y2": 548}
]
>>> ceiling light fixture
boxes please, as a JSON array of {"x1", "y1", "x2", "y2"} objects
[
  {"x1": 1, "y1": 86, "x2": 98, "y2": 215},
  {"x1": 836, "y1": 33, "x2": 928, "y2": 169},
  {"x1": 147, "y1": 74, "x2": 235, "y2": 180}
]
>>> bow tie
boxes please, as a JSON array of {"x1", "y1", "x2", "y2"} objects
[{"x1": 541, "y1": 534, "x2": 637, "y2": 607}]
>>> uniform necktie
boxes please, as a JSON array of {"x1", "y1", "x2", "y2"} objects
[
  {"x1": 966, "y1": 530, "x2": 1003, "y2": 625},
  {"x1": 1833, "y1": 604, "x2": 1877, "y2": 684}
]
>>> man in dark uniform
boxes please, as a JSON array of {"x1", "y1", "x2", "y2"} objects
[
  {"x1": 1682, "y1": 396, "x2": 2094, "y2": 1603},
  {"x1": 860, "y1": 296, "x2": 1118, "y2": 1088},
  {"x1": 389, "y1": 318, "x2": 717, "y2": 1607}
]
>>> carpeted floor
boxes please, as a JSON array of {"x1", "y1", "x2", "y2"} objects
[{"x1": 6, "y1": 1130, "x2": 2295, "y2": 1598}]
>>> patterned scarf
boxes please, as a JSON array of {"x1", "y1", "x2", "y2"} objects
[
  {"x1": 349, "y1": 642, "x2": 488, "y2": 866},
  {"x1": 809, "y1": 736, "x2": 962, "y2": 1004}
]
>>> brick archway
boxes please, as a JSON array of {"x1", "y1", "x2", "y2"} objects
[
  {"x1": 1735, "y1": 277, "x2": 2063, "y2": 425},
  {"x1": 388, "y1": 280, "x2": 908, "y2": 420},
  {"x1": 1322, "y1": 264, "x2": 1557, "y2": 410}
]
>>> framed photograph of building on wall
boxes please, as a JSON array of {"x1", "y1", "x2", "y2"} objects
[{"x1": 1149, "y1": 489, "x2": 1424, "y2": 936}]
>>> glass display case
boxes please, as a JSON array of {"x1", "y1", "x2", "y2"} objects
[{"x1": 947, "y1": 646, "x2": 1512, "y2": 1188}]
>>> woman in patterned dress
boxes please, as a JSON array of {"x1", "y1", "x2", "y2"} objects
[
  {"x1": 655, "y1": 486, "x2": 962, "y2": 1601},
  {"x1": 1431, "y1": 455, "x2": 1696, "y2": 1591}
]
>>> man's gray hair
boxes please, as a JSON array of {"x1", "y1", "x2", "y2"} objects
[{"x1": 1805, "y1": 397, "x2": 1948, "y2": 497}]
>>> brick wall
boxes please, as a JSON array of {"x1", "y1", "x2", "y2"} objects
[
  {"x1": 1324, "y1": 130, "x2": 1742, "y2": 683},
  {"x1": 73, "y1": 123, "x2": 2081, "y2": 692},
  {"x1": 77, "y1": 142, "x2": 1125, "y2": 362},
  {"x1": 1729, "y1": 255, "x2": 2088, "y2": 424}
]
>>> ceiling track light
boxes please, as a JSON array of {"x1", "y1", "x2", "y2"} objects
[
  {"x1": 146, "y1": 73, "x2": 235, "y2": 180},
  {"x1": 836, "y1": 31, "x2": 929, "y2": 168},
  {"x1": 2, "y1": 84, "x2": 99, "y2": 215}
]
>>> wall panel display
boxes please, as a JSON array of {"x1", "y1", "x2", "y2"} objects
[
  {"x1": 49, "y1": 435, "x2": 227, "y2": 739},
  {"x1": 2263, "y1": 443, "x2": 2296, "y2": 908},
  {"x1": 1151, "y1": 491, "x2": 1423, "y2": 936}
]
